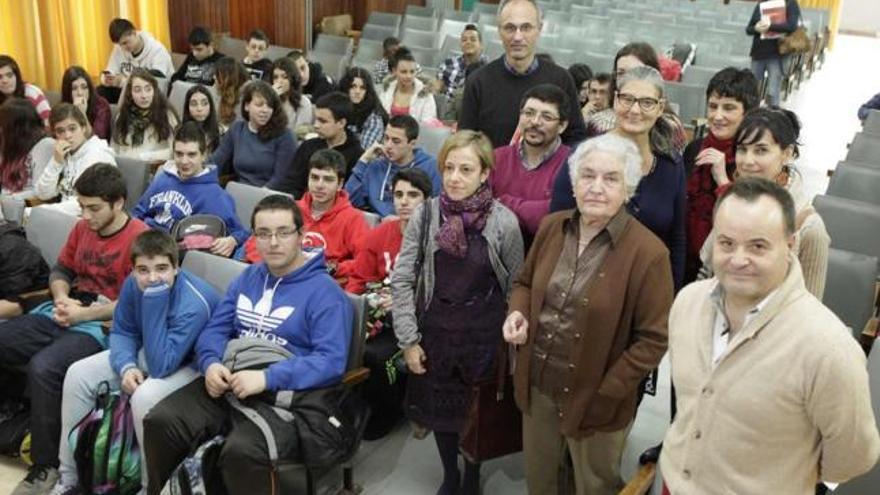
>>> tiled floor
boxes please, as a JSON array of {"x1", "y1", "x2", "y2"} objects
[{"x1": 2, "y1": 33, "x2": 878, "y2": 495}]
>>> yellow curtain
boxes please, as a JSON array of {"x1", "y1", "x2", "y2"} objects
[
  {"x1": 799, "y1": 0, "x2": 841, "y2": 48},
  {"x1": 0, "y1": 0, "x2": 170, "y2": 93}
]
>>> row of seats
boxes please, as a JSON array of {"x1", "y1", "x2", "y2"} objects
[
  {"x1": 815, "y1": 110, "x2": 880, "y2": 341},
  {"x1": 21, "y1": 205, "x2": 372, "y2": 494}
]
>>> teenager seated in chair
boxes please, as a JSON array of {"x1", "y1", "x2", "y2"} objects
[
  {"x1": 181, "y1": 84, "x2": 223, "y2": 152},
  {"x1": 111, "y1": 68, "x2": 179, "y2": 163},
  {"x1": 244, "y1": 149, "x2": 369, "y2": 282},
  {"x1": 210, "y1": 80, "x2": 297, "y2": 189},
  {"x1": 132, "y1": 122, "x2": 249, "y2": 258},
  {"x1": 276, "y1": 91, "x2": 364, "y2": 198},
  {"x1": 0, "y1": 164, "x2": 148, "y2": 495},
  {"x1": 242, "y1": 29, "x2": 273, "y2": 82},
  {"x1": 0, "y1": 99, "x2": 54, "y2": 207},
  {"x1": 97, "y1": 18, "x2": 174, "y2": 104},
  {"x1": 61, "y1": 65, "x2": 112, "y2": 140},
  {"x1": 142, "y1": 194, "x2": 353, "y2": 495},
  {"x1": 345, "y1": 114, "x2": 441, "y2": 218},
  {"x1": 33, "y1": 103, "x2": 116, "y2": 216},
  {"x1": 344, "y1": 167, "x2": 432, "y2": 440},
  {"x1": 170, "y1": 26, "x2": 225, "y2": 87},
  {"x1": 50, "y1": 229, "x2": 220, "y2": 495}
]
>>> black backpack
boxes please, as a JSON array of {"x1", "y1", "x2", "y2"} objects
[
  {"x1": 0, "y1": 221, "x2": 49, "y2": 298},
  {"x1": 0, "y1": 397, "x2": 29, "y2": 460}
]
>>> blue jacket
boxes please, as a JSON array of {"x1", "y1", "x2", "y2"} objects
[
  {"x1": 344, "y1": 148, "x2": 441, "y2": 217},
  {"x1": 109, "y1": 270, "x2": 220, "y2": 378},
  {"x1": 195, "y1": 251, "x2": 353, "y2": 391},
  {"x1": 132, "y1": 163, "x2": 250, "y2": 245}
]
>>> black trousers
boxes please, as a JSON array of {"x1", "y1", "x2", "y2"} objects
[
  {"x1": 143, "y1": 378, "x2": 303, "y2": 495},
  {"x1": 0, "y1": 314, "x2": 102, "y2": 467}
]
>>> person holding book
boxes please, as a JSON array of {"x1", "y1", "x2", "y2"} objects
[{"x1": 746, "y1": 0, "x2": 801, "y2": 107}]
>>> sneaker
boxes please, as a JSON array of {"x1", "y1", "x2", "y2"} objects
[
  {"x1": 10, "y1": 465, "x2": 59, "y2": 495},
  {"x1": 48, "y1": 481, "x2": 81, "y2": 495}
]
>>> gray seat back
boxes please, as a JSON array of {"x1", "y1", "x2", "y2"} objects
[
  {"x1": 827, "y1": 163, "x2": 880, "y2": 206},
  {"x1": 822, "y1": 248, "x2": 878, "y2": 339},
  {"x1": 117, "y1": 156, "x2": 152, "y2": 212},
  {"x1": 847, "y1": 132, "x2": 880, "y2": 163},
  {"x1": 180, "y1": 250, "x2": 247, "y2": 295},
  {"x1": 833, "y1": 344, "x2": 880, "y2": 493},
  {"x1": 26, "y1": 207, "x2": 79, "y2": 265},
  {"x1": 225, "y1": 181, "x2": 292, "y2": 229},
  {"x1": 813, "y1": 194, "x2": 880, "y2": 268},
  {"x1": 418, "y1": 125, "x2": 452, "y2": 158}
]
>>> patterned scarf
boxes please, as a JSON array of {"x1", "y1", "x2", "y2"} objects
[
  {"x1": 126, "y1": 106, "x2": 152, "y2": 147},
  {"x1": 436, "y1": 182, "x2": 493, "y2": 258}
]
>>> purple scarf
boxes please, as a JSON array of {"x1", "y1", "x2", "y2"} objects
[{"x1": 436, "y1": 183, "x2": 494, "y2": 258}]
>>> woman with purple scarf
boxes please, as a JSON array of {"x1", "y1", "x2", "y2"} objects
[{"x1": 391, "y1": 130, "x2": 524, "y2": 495}]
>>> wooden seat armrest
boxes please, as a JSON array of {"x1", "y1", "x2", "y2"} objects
[
  {"x1": 342, "y1": 367, "x2": 370, "y2": 386},
  {"x1": 618, "y1": 463, "x2": 656, "y2": 495}
]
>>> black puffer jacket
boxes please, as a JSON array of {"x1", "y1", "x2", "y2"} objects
[{"x1": 0, "y1": 221, "x2": 49, "y2": 298}]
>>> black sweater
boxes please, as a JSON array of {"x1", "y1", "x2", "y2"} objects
[
  {"x1": 458, "y1": 56, "x2": 587, "y2": 148},
  {"x1": 746, "y1": 0, "x2": 801, "y2": 60},
  {"x1": 170, "y1": 51, "x2": 225, "y2": 87},
  {"x1": 277, "y1": 130, "x2": 364, "y2": 199}
]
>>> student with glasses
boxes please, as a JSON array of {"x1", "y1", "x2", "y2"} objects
[{"x1": 457, "y1": 0, "x2": 586, "y2": 147}]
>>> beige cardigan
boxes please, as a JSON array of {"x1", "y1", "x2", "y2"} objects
[{"x1": 660, "y1": 258, "x2": 880, "y2": 494}]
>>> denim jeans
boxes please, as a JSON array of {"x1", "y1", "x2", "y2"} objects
[
  {"x1": 0, "y1": 314, "x2": 103, "y2": 467},
  {"x1": 752, "y1": 57, "x2": 785, "y2": 106}
]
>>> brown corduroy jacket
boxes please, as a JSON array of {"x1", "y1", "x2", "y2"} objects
[{"x1": 509, "y1": 209, "x2": 673, "y2": 438}]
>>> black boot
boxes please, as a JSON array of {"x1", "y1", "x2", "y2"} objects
[{"x1": 461, "y1": 460, "x2": 481, "y2": 495}]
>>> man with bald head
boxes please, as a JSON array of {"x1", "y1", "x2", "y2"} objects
[
  {"x1": 660, "y1": 178, "x2": 880, "y2": 494},
  {"x1": 457, "y1": 0, "x2": 586, "y2": 147}
]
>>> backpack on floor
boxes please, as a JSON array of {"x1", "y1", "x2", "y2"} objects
[
  {"x1": 68, "y1": 382, "x2": 141, "y2": 495},
  {"x1": 0, "y1": 397, "x2": 29, "y2": 459},
  {"x1": 160, "y1": 435, "x2": 227, "y2": 495}
]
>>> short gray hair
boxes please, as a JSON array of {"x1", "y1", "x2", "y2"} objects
[
  {"x1": 497, "y1": 0, "x2": 543, "y2": 23},
  {"x1": 616, "y1": 65, "x2": 678, "y2": 157},
  {"x1": 568, "y1": 133, "x2": 643, "y2": 199}
]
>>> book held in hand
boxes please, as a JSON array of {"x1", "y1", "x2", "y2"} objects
[{"x1": 759, "y1": 0, "x2": 787, "y2": 40}]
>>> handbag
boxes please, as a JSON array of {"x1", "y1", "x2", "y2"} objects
[
  {"x1": 459, "y1": 343, "x2": 523, "y2": 463},
  {"x1": 779, "y1": 25, "x2": 811, "y2": 55}
]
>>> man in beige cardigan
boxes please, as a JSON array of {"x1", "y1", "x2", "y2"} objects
[{"x1": 660, "y1": 178, "x2": 880, "y2": 494}]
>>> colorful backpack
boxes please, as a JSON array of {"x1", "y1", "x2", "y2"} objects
[
  {"x1": 68, "y1": 382, "x2": 141, "y2": 495},
  {"x1": 160, "y1": 435, "x2": 227, "y2": 495}
]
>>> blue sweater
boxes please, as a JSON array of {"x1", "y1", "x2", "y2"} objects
[
  {"x1": 210, "y1": 120, "x2": 297, "y2": 189},
  {"x1": 132, "y1": 163, "x2": 249, "y2": 245},
  {"x1": 344, "y1": 148, "x2": 441, "y2": 217},
  {"x1": 196, "y1": 252, "x2": 353, "y2": 391},
  {"x1": 550, "y1": 152, "x2": 687, "y2": 290},
  {"x1": 109, "y1": 270, "x2": 220, "y2": 378}
]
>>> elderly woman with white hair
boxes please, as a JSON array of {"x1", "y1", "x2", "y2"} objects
[{"x1": 504, "y1": 133, "x2": 674, "y2": 495}]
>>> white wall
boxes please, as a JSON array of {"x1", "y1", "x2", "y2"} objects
[{"x1": 838, "y1": 0, "x2": 880, "y2": 35}]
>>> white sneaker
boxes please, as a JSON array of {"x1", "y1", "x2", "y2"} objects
[
  {"x1": 48, "y1": 481, "x2": 80, "y2": 495},
  {"x1": 10, "y1": 466, "x2": 59, "y2": 495}
]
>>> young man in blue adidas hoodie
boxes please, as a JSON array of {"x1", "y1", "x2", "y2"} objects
[
  {"x1": 52, "y1": 230, "x2": 220, "y2": 495},
  {"x1": 142, "y1": 194, "x2": 353, "y2": 495},
  {"x1": 345, "y1": 114, "x2": 441, "y2": 218},
  {"x1": 132, "y1": 122, "x2": 249, "y2": 257}
]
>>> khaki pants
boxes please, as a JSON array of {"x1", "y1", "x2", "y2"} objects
[{"x1": 522, "y1": 388, "x2": 631, "y2": 495}]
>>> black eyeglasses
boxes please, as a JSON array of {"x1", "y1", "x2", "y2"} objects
[{"x1": 616, "y1": 92, "x2": 661, "y2": 112}]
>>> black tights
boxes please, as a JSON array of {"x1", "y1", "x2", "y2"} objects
[{"x1": 434, "y1": 432, "x2": 481, "y2": 495}]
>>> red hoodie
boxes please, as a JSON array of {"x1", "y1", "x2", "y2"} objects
[
  {"x1": 343, "y1": 219, "x2": 403, "y2": 294},
  {"x1": 244, "y1": 190, "x2": 370, "y2": 270}
]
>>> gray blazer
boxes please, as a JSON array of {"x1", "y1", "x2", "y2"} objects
[{"x1": 391, "y1": 197, "x2": 524, "y2": 348}]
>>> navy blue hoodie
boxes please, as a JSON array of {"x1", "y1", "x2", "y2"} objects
[
  {"x1": 196, "y1": 251, "x2": 353, "y2": 391},
  {"x1": 132, "y1": 162, "x2": 249, "y2": 245}
]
